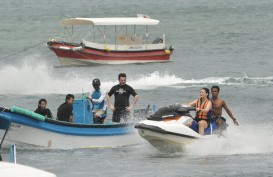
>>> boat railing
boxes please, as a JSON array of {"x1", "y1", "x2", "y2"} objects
[
  {"x1": 82, "y1": 39, "x2": 165, "y2": 51},
  {"x1": 50, "y1": 32, "x2": 169, "y2": 51},
  {"x1": 117, "y1": 35, "x2": 143, "y2": 45},
  {"x1": 49, "y1": 37, "x2": 75, "y2": 43}
]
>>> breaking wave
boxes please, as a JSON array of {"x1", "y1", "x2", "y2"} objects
[
  {"x1": 0, "y1": 60, "x2": 272, "y2": 95},
  {"x1": 224, "y1": 74, "x2": 273, "y2": 86}
]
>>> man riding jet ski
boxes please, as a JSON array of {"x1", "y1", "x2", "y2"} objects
[{"x1": 135, "y1": 104, "x2": 227, "y2": 151}]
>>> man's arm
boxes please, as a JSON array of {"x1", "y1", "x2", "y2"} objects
[
  {"x1": 69, "y1": 115, "x2": 74, "y2": 123},
  {"x1": 47, "y1": 109, "x2": 53, "y2": 118},
  {"x1": 127, "y1": 95, "x2": 139, "y2": 111},
  {"x1": 223, "y1": 101, "x2": 239, "y2": 126},
  {"x1": 69, "y1": 105, "x2": 74, "y2": 123},
  {"x1": 106, "y1": 93, "x2": 115, "y2": 111},
  {"x1": 86, "y1": 91, "x2": 93, "y2": 103},
  {"x1": 92, "y1": 91, "x2": 106, "y2": 103}
]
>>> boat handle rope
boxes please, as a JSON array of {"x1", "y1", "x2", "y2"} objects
[
  {"x1": 56, "y1": 41, "x2": 91, "y2": 59},
  {"x1": 0, "y1": 40, "x2": 46, "y2": 60}
]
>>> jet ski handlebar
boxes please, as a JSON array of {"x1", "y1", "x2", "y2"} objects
[{"x1": 182, "y1": 106, "x2": 196, "y2": 111}]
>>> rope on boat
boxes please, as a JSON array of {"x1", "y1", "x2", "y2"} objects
[
  {"x1": 0, "y1": 40, "x2": 46, "y2": 60},
  {"x1": 57, "y1": 41, "x2": 91, "y2": 59}
]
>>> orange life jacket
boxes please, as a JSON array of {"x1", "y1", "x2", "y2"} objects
[{"x1": 195, "y1": 98, "x2": 210, "y2": 119}]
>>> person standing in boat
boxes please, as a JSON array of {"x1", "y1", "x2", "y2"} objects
[
  {"x1": 34, "y1": 98, "x2": 53, "y2": 118},
  {"x1": 210, "y1": 86, "x2": 239, "y2": 127},
  {"x1": 86, "y1": 78, "x2": 107, "y2": 124},
  {"x1": 57, "y1": 94, "x2": 74, "y2": 123},
  {"x1": 177, "y1": 87, "x2": 212, "y2": 135},
  {"x1": 107, "y1": 73, "x2": 138, "y2": 123}
]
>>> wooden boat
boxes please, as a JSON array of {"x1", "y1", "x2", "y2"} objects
[
  {"x1": 0, "y1": 99, "x2": 138, "y2": 149},
  {"x1": 47, "y1": 15, "x2": 174, "y2": 66}
]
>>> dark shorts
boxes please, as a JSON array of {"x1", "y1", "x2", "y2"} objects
[
  {"x1": 112, "y1": 109, "x2": 130, "y2": 123},
  {"x1": 211, "y1": 116, "x2": 226, "y2": 123},
  {"x1": 195, "y1": 118, "x2": 209, "y2": 124}
]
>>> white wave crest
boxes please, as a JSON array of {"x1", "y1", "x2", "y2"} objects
[
  {"x1": 185, "y1": 124, "x2": 273, "y2": 156},
  {"x1": 0, "y1": 60, "x2": 271, "y2": 95}
]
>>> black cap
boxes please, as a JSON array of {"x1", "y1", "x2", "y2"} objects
[{"x1": 92, "y1": 78, "x2": 100, "y2": 85}]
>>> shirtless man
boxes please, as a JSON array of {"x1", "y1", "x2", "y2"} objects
[{"x1": 211, "y1": 86, "x2": 239, "y2": 126}]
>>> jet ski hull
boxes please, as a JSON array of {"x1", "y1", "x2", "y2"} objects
[{"x1": 135, "y1": 119, "x2": 204, "y2": 151}]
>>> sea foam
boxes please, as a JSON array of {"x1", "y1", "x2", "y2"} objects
[
  {"x1": 185, "y1": 124, "x2": 273, "y2": 156},
  {"x1": 0, "y1": 59, "x2": 271, "y2": 95}
]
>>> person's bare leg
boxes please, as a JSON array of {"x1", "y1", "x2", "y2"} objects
[{"x1": 198, "y1": 120, "x2": 208, "y2": 135}]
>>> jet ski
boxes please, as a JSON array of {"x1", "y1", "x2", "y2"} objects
[{"x1": 135, "y1": 105, "x2": 225, "y2": 152}]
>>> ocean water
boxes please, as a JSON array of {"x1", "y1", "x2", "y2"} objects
[{"x1": 1, "y1": 0, "x2": 273, "y2": 176}]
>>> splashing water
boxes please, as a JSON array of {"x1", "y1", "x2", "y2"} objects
[
  {"x1": 0, "y1": 59, "x2": 272, "y2": 95},
  {"x1": 184, "y1": 124, "x2": 273, "y2": 156}
]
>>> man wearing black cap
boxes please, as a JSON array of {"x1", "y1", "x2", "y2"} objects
[
  {"x1": 107, "y1": 73, "x2": 138, "y2": 122},
  {"x1": 87, "y1": 78, "x2": 107, "y2": 124}
]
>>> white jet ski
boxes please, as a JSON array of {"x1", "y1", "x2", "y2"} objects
[{"x1": 135, "y1": 105, "x2": 224, "y2": 152}]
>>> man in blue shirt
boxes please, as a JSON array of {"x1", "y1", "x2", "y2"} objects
[{"x1": 87, "y1": 79, "x2": 107, "y2": 124}]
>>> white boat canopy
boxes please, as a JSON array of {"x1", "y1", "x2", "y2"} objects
[{"x1": 61, "y1": 17, "x2": 160, "y2": 26}]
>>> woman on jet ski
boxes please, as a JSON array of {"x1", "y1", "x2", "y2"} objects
[{"x1": 177, "y1": 87, "x2": 212, "y2": 135}]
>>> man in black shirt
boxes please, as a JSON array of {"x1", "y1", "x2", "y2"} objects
[
  {"x1": 57, "y1": 94, "x2": 74, "y2": 122},
  {"x1": 107, "y1": 73, "x2": 138, "y2": 122}
]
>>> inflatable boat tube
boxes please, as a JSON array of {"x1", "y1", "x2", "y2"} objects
[{"x1": 11, "y1": 106, "x2": 45, "y2": 122}]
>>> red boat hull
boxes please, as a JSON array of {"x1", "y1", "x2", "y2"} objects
[{"x1": 47, "y1": 41, "x2": 173, "y2": 65}]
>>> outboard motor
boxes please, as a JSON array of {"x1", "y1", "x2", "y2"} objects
[{"x1": 152, "y1": 37, "x2": 163, "y2": 44}]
